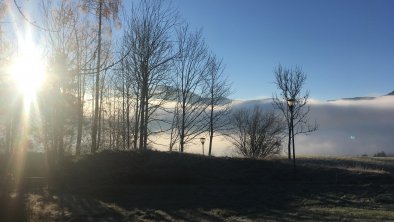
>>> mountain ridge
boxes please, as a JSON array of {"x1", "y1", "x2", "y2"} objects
[{"x1": 327, "y1": 90, "x2": 394, "y2": 102}]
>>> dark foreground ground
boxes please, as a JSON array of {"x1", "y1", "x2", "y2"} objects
[{"x1": 0, "y1": 151, "x2": 393, "y2": 221}]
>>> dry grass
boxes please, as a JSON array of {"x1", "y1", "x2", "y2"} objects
[
  {"x1": 26, "y1": 193, "x2": 72, "y2": 222},
  {"x1": 1, "y1": 150, "x2": 394, "y2": 221},
  {"x1": 342, "y1": 165, "x2": 388, "y2": 174}
]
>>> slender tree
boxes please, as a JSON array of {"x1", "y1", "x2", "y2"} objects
[
  {"x1": 40, "y1": 0, "x2": 79, "y2": 161},
  {"x1": 113, "y1": 38, "x2": 137, "y2": 150},
  {"x1": 272, "y1": 65, "x2": 317, "y2": 160},
  {"x1": 171, "y1": 26, "x2": 210, "y2": 152},
  {"x1": 206, "y1": 55, "x2": 232, "y2": 156},
  {"x1": 81, "y1": 0, "x2": 121, "y2": 153},
  {"x1": 42, "y1": 51, "x2": 77, "y2": 165},
  {"x1": 0, "y1": 2, "x2": 13, "y2": 154},
  {"x1": 122, "y1": 0, "x2": 177, "y2": 150},
  {"x1": 41, "y1": 0, "x2": 99, "y2": 156}
]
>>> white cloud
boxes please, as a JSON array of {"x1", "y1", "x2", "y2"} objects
[
  {"x1": 152, "y1": 95, "x2": 394, "y2": 157},
  {"x1": 224, "y1": 95, "x2": 394, "y2": 156},
  {"x1": 297, "y1": 96, "x2": 394, "y2": 156}
]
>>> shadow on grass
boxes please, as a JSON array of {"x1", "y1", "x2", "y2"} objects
[
  {"x1": 27, "y1": 183, "x2": 394, "y2": 221},
  {"x1": 2, "y1": 150, "x2": 394, "y2": 221},
  {"x1": 0, "y1": 190, "x2": 27, "y2": 222},
  {"x1": 32, "y1": 150, "x2": 392, "y2": 221}
]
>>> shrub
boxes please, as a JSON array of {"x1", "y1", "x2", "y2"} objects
[
  {"x1": 227, "y1": 106, "x2": 285, "y2": 158},
  {"x1": 373, "y1": 151, "x2": 387, "y2": 157}
]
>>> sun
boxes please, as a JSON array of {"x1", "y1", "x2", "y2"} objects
[{"x1": 10, "y1": 39, "x2": 46, "y2": 98}]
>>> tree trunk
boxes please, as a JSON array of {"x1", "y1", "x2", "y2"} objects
[
  {"x1": 126, "y1": 86, "x2": 130, "y2": 149},
  {"x1": 57, "y1": 111, "x2": 65, "y2": 162},
  {"x1": 139, "y1": 62, "x2": 149, "y2": 150},
  {"x1": 169, "y1": 107, "x2": 178, "y2": 151},
  {"x1": 121, "y1": 78, "x2": 125, "y2": 149},
  {"x1": 97, "y1": 74, "x2": 105, "y2": 151},
  {"x1": 76, "y1": 71, "x2": 83, "y2": 156},
  {"x1": 139, "y1": 82, "x2": 146, "y2": 150},
  {"x1": 134, "y1": 94, "x2": 139, "y2": 150},
  {"x1": 5, "y1": 114, "x2": 12, "y2": 154},
  {"x1": 208, "y1": 104, "x2": 214, "y2": 156},
  {"x1": 288, "y1": 127, "x2": 291, "y2": 160},
  {"x1": 143, "y1": 93, "x2": 149, "y2": 149},
  {"x1": 91, "y1": 0, "x2": 103, "y2": 153},
  {"x1": 180, "y1": 100, "x2": 186, "y2": 152}
]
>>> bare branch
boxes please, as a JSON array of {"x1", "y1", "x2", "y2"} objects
[{"x1": 272, "y1": 64, "x2": 318, "y2": 159}]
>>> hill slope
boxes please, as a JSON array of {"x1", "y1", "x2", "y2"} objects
[
  {"x1": 57, "y1": 150, "x2": 394, "y2": 187},
  {"x1": 16, "y1": 150, "x2": 394, "y2": 221}
]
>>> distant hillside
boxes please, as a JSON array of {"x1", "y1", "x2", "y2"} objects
[
  {"x1": 327, "y1": 90, "x2": 394, "y2": 102},
  {"x1": 327, "y1": 96, "x2": 376, "y2": 102},
  {"x1": 156, "y1": 85, "x2": 232, "y2": 105},
  {"x1": 231, "y1": 98, "x2": 273, "y2": 111}
]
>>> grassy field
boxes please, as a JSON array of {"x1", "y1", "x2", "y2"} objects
[{"x1": 1, "y1": 150, "x2": 394, "y2": 221}]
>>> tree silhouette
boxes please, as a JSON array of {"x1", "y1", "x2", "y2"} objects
[
  {"x1": 272, "y1": 65, "x2": 317, "y2": 160},
  {"x1": 81, "y1": 0, "x2": 121, "y2": 153},
  {"x1": 228, "y1": 106, "x2": 285, "y2": 158}
]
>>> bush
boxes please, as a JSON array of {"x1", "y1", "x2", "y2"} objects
[
  {"x1": 373, "y1": 151, "x2": 387, "y2": 157},
  {"x1": 227, "y1": 106, "x2": 285, "y2": 158}
]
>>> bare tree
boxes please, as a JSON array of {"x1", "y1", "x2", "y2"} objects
[
  {"x1": 171, "y1": 26, "x2": 210, "y2": 152},
  {"x1": 206, "y1": 55, "x2": 232, "y2": 156},
  {"x1": 74, "y1": 23, "x2": 96, "y2": 156},
  {"x1": 272, "y1": 65, "x2": 317, "y2": 160},
  {"x1": 228, "y1": 106, "x2": 285, "y2": 158},
  {"x1": 113, "y1": 41, "x2": 135, "y2": 150},
  {"x1": 0, "y1": 2, "x2": 13, "y2": 154},
  {"x1": 40, "y1": 0, "x2": 80, "y2": 161},
  {"x1": 81, "y1": 0, "x2": 121, "y2": 153},
  {"x1": 41, "y1": 51, "x2": 78, "y2": 165},
  {"x1": 40, "y1": 0, "x2": 100, "y2": 156},
  {"x1": 122, "y1": 0, "x2": 177, "y2": 150}
]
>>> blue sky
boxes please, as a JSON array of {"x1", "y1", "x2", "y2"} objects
[
  {"x1": 10, "y1": 0, "x2": 394, "y2": 101},
  {"x1": 171, "y1": 0, "x2": 394, "y2": 101}
]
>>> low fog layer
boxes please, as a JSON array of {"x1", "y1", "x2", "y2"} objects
[
  {"x1": 298, "y1": 96, "x2": 394, "y2": 156},
  {"x1": 115, "y1": 95, "x2": 394, "y2": 157},
  {"x1": 229, "y1": 95, "x2": 394, "y2": 156}
]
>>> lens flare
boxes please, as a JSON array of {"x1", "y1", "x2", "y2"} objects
[{"x1": 9, "y1": 37, "x2": 46, "y2": 102}]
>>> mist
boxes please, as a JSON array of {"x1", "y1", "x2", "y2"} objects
[{"x1": 225, "y1": 95, "x2": 394, "y2": 157}]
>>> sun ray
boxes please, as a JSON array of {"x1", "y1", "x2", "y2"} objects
[{"x1": 4, "y1": 29, "x2": 48, "y2": 192}]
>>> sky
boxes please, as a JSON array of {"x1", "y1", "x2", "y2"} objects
[
  {"x1": 4, "y1": 0, "x2": 394, "y2": 156},
  {"x1": 170, "y1": 0, "x2": 394, "y2": 101},
  {"x1": 8, "y1": 0, "x2": 394, "y2": 101}
]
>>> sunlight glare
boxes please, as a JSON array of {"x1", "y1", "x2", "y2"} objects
[{"x1": 10, "y1": 38, "x2": 46, "y2": 99}]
